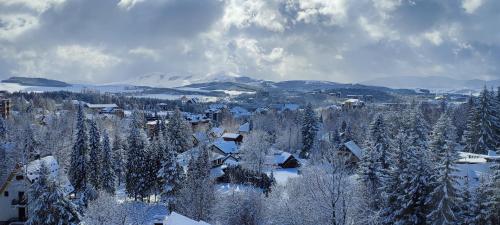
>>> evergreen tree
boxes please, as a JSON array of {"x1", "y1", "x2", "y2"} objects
[
  {"x1": 463, "y1": 98, "x2": 481, "y2": 153},
  {"x1": 126, "y1": 118, "x2": 149, "y2": 200},
  {"x1": 27, "y1": 163, "x2": 79, "y2": 225},
  {"x1": 146, "y1": 136, "x2": 163, "y2": 199},
  {"x1": 112, "y1": 132, "x2": 125, "y2": 186},
  {"x1": 473, "y1": 177, "x2": 493, "y2": 225},
  {"x1": 87, "y1": 119, "x2": 102, "y2": 190},
  {"x1": 100, "y1": 130, "x2": 116, "y2": 194},
  {"x1": 358, "y1": 145, "x2": 383, "y2": 211},
  {"x1": 427, "y1": 114, "x2": 460, "y2": 225},
  {"x1": 0, "y1": 116, "x2": 6, "y2": 141},
  {"x1": 476, "y1": 87, "x2": 500, "y2": 153},
  {"x1": 69, "y1": 104, "x2": 88, "y2": 194},
  {"x1": 158, "y1": 135, "x2": 182, "y2": 211},
  {"x1": 177, "y1": 146, "x2": 214, "y2": 221},
  {"x1": 301, "y1": 103, "x2": 318, "y2": 158},
  {"x1": 368, "y1": 113, "x2": 391, "y2": 169},
  {"x1": 166, "y1": 109, "x2": 192, "y2": 153},
  {"x1": 23, "y1": 123, "x2": 39, "y2": 160},
  {"x1": 459, "y1": 177, "x2": 474, "y2": 225}
]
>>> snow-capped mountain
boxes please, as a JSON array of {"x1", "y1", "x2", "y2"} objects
[{"x1": 362, "y1": 76, "x2": 500, "y2": 91}]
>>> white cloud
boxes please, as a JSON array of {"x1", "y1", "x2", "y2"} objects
[
  {"x1": 462, "y1": 0, "x2": 483, "y2": 14},
  {"x1": 55, "y1": 45, "x2": 121, "y2": 69},
  {"x1": 222, "y1": 0, "x2": 286, "y2": 32},
  {"x1": 423, "y1": 30, "x2": 443, "y2": 46},
  {"x1": 294, "y1": 0, "x2": 348, "y2": 26},
  {"x1": 117, "y1": 0, "x2": 145, "y2": 11},
  {"x1": 0, "y1": 14, "x2": 39, "y2": 41},
  {"x1": 0, "y1": 0, "x2": 66, "y2": 13},
  {"x1": 129, "y1": 47, "x2": 160, "y2": 61},
  {"x1": 358, "y1": 16, "x2": 398, "y2": 41}
]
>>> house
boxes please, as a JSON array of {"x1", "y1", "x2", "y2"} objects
[
  {"x1": 209, "y1": 127, "x2": 225, "y2": 139},
  {"x1": 341, "y1": 99, "x2": 364, "y2": 110},
  {"x1": 222, "y1": 133, "x2": 243, "y2": 144},
  {"x1": 455, "y1": 151, "x2": 499, "y2": 185},
  {"x1": 183, "y1": 112, "x2": 210, "y2": 132},
  {"x1": 273, "y1": 152, "x2": 299, "y2": 168},
  {"x1": 153, "y1": 212, "x2": 210, "y2": 225},
  {"x1": 0, "y1": 97, "x2": 11, "y2": 119},
  {"x1": 338, "y1": 141, "x2": 363, "y2": 164},
  {"x1": 0, "y1": 156, "x2": 73, "y2": 225},
  {"x1": 230, "y1": 106, "x2": 251, "y2": 118},
  {"x1": 210, "y1": 139, "x2": 239, "y2": 155},
  {"x1": 205, "y1": 104, "x2": 227, "y2": 123},
  {"x1": 180, "y1": 96, "x2": 199, "y2": 105},
  {"x1": 192, "y1": 132, "x2": 209, "y2": 146},
  {"x1": 238, "y1": 122, "x2": 251, "y2": 135},
  {"x1": 270, "y1": 103, "x2": 300, "y2": 113},
  {"x1": 84, "y1": 103, "x2": 119, "y2": 111}
]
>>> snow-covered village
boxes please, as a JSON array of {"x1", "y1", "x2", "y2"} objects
[{"x1": 1, "y1": 1, "x2": 500, "y2": 225}]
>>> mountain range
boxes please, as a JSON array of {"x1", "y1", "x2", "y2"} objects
[{"x1": 362, "y1": 76, "x2": 500, "y2": 91}]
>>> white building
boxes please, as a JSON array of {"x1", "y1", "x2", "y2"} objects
[{"x1": 0, "y1": 156, "x2": 73, "y2": 225}]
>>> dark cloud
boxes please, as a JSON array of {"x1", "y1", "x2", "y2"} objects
[{"x1": 0, "y1": 0, "x2": 498, "y2": 84}]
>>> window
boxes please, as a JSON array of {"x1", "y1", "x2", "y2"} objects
[
  {"x1": 15, "y1": 175, "x2": 24, "y2": 180},
  {"x1": 4, "y1": 191, "x2": 8, "y2": 197}
]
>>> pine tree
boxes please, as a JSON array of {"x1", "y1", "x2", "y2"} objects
[
  {"x1": 368, "y1": 114, "x2": 391, "y2": 169},
  {"x1": 427, "y1": 114, "x2": 460, "y2": 225},
  {"x1": 473, "y1": 177, "x2": 493, "y2": 225},
  {"x1": 357, "y1": 145, "x2": 383, "y2": 210},
  {"x1": 301, "y1": 103, "x2": 318, "y2": 158},
  {"x1": 87, "y1": 119, "x2": 102, "y2": 190},
  {"x1": 100, "y1": 130, "x2": 116, "y2": 194},
  {"x1": 146, "y1": 136, "x2": 163, "y2": 199},
  {"x1": 0, "y1": 116, "x2": 6, "y2": 141},
  {"x1": 166, "y1": 109, "x2": 192, "y2": 154},
  {"x1": 476, "y1": 87, "x2": 500, "y2": 153},
  {"x1": 27, "y1": 163, "x2": 79, "y2": 225},
  {"x1": 463, "y1": 97, "x2": 481, "y2": 153},
  {"x1": 158, "y1": 135, "x2": 182, "y2": 211},
  {"x1": 112, "y1": 132, "x2": 125, "y2": 186},
  {"x1": 177, "y1": 145, "x2": 214, "y2": 221},
  {"x1": 126, "y1": 118, "x2": 149, "y2": 200},
  {"x1": 23, "y1": 123, "x2": 39, "y2": 160},
  {"x1": 459, "y1": 177, "x2": 474, "y2": 225},
  {"x1": 69, "y1": 104, "x2": 88, "y2": 194}
]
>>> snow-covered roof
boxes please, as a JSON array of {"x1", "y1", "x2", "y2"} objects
[
  {"x1": 210, "y1": 127, "x2": 225, "y2": 137},
  {"x1": 274, "y1": 152, "x2": 293, "y2": 164},
  {"x1": 212, "y1": 139, "x2": 238, "y2": 154},
  {"x1": 343, "y1": 141, "x2": 363, "y2": 159},
  {"x1": 85, "y1": 103, "x2": 119, "y2": 109},
  {"x1": 230, "y1": 106, "x2": 251, "y2": 117},
  {"x1": 164, "y1": 212, "x2": 211, "y2": 225},
  {"x1": 222, "y1": 133, "x2": 241, "y2": 139},
  {"x1": 193, "y1": 132, "x2": 209, "y2": 143},
  {"x1": 24, "y1": 156, "x2": 74, "y2": 195},
  {"x1": 343, "y1": 99, "x2": 363, "y2": 104},
  {"x1": 239, "y1": 122, "x2": 250, "y2": 133}
]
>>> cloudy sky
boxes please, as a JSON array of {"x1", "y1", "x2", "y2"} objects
[{"x1": 0, "y1": 0, "x2": 499, "y2": 84}]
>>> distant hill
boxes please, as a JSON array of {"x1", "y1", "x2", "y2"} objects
[
  {"x1": 2, "y1": 77, "x2": 71, "y2": 87},
  {"x1": 362, "y1": 76, "x2": 500, "y2": 90}
]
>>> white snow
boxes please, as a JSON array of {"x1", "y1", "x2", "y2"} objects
[{"x1": 267, "y1": 168, "x2": 300, "y2": 186}]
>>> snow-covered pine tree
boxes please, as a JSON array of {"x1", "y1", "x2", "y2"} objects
[
  {"x1": 301, "y1": 103, "x2": 318, "y2": 158},
  {"x1": 27, "y1": 162, "x2": 80, "y2": 225},
  {"x1": 0, "y1": 116, "x2": 6, "y2": 140},
  {"x1": 463, "y1": 97, "x2": 481, "y2": 153},
  {"x1": 69, "y1": 104, "x2": 89, "y2": 194},
  {"x1": 158, "y1": 135, "x2": 182, "y2": 211},
  {"x1": 166, "y1": 109, "x2": 192, "y2": 154},
  {"x1": 368, "y1": 114, "x2": 391, "y2": 169},
  {"x1": 472, "y1": 177, "x2": 494, "y2": 225},
  {"x1": 100, "y1": 130, "x2": 116, "y2": 194},
  {"x1": 112, "y1": 131, "x2": 125, "y2": 186},
  {"x1": 485, "y1": 149, "x2": 500, "y2": 224},
  {"x1": 177, "y1": 145, "x2": 214, "y2": 221},
  {"x1": 146, "y1": 135, "x2": 162, "y2": 199},
  {"x1": 125, "y1": 118, "x2": 149, "y2": 200},
  {"x1": 357, "y1": 145, "x2": 383, "y2": 211},
  {"x1": 87, "y1": 119, "x2": 102, "y2": 190},
  {"x1": 427, "y1": 113, "x2": 460, "y2": 225},
  {"x1": 476, "y1": 87, "x2": 500, "y2": 153},
  {"x1": 380, "y1": 131, "x2": 410, "y2": 225},
  {"x1": 23, "y1": 123, "x2": 39, "y2": 160},
  {"x1": 458, "y1": 177, "x2": 474, "y2": 225}
]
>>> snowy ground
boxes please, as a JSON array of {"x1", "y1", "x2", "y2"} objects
[{"x1": 266, "y1": 168, "x2": 300, "y2": 186}]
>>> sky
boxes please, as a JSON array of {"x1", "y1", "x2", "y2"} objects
[{"x1": 0, "y1": 0, "x2": 499, "y2": 84}]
